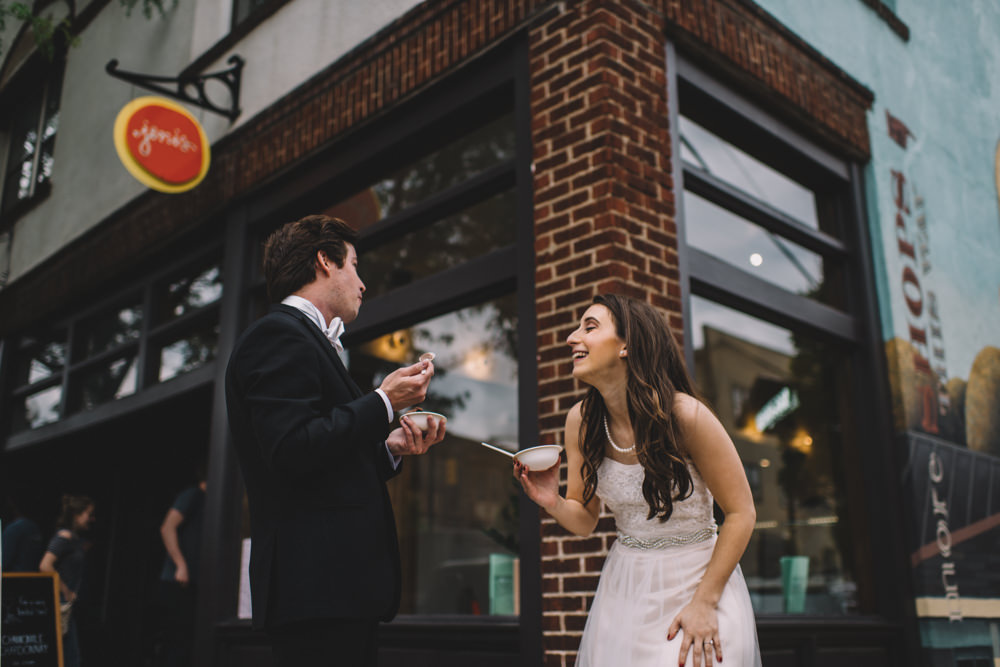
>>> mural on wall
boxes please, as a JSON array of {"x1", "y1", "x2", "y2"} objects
[
  {"x1": 902, "y1": 432, "x2": 1000, "y2": 651},
  {"x1": 885, "y1": 108, "x2": 1000, "y2": 657},
  {"x1": 883, "y1": 110, "x2": 1000, "y2": 456}
]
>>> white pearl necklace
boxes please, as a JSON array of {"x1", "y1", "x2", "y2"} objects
[{"x1": 603, "y1": 415, "x2": 635, "y2": 454}]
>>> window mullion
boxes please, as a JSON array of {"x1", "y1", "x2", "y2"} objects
[
  {"x1": 26, "y1": 82, "x2": 50, "y2": 200},
  {"x1": 345, "y1": 245, "x2": 517, "y2": 343},
  {"x1": 689, "y1": 247, "x2": 858, "y2": 343},
  {"x1": 136, "y1": 282, "x2": 154, "y2": 391},
  {"x1": 61, "y1": 319, "x2": 75, "y2": 418},
  {"x1": 683, "y1": 166, "x2": 849, "y2": 258}
]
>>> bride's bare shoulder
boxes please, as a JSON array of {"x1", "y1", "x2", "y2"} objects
[
  {"x1": 673, "y1": 392, "x2": 716, "y2": 432},
  {"x1": 672, "y1": 391, "x2": 701, "y2": 418},
  {"x1": 566, "y1": 401, "x2": 584, "y2": 425},
  {"x1": 563, "y1": 401, "x2": 585, "y2": 452}
]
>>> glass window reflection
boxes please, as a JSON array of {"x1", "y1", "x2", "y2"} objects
[
  {"x1": 80, "y1": 301, "x2": 143, "y2": 356},
  {"x1": 680, "y1": 116, "x2": 818, "y2": 229},
  {"x1": 19, "y1": 385, "x2": 62, "y2": 430},
  {"x1": 345, "y1": 295, "x2": 520, "y2": 615},
  {"x1": 690, "y1": 295, "x2": 858, "y2": 615},
  {"x1": 685, "y1": 191, "x2": 844, "y2": 308},
  {"x1": 37, "y1": 70, "x2": 61, "y2": 188},
  {"x1": 74, "y1": 355, "x2": 138, "y2": 412},
  {"x1": 326, "y1": 113, "x2": 515, "y2": 231},
  {"x1": 2, "y1": 63, "x2": 62, "y2": 215},
  {"x1": 16, "y1": 332, "x2": 67, "y2": 385},
  {"x1": 2, "y1": 96, "x2": 41, "y2": 208},
  {"x1": 158, "y1": 324, "x2": 220, "y2": 382},
  {"x1": 358, "y1": 190, "x2": 516, "y2": 298},
  {"x1": 156, "y1": 263, "x2": 223, "y2": 323}
]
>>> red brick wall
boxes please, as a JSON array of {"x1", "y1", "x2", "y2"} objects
[{"x1": 529, "y1": 2, "x2": 678, "y2": 663}]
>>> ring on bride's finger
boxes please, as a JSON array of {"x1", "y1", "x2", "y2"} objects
[{"x1": 704, "y1": 639, "x2": 714, "y2": 645}]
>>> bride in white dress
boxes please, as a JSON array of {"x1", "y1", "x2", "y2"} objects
[{"x1": 516, "y1": 294, "x2": 761, "y2": 667}]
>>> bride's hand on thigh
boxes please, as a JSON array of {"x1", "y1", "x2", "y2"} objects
[{"x1": 667, "y1": 599, "x2": 722, "y2": 666}]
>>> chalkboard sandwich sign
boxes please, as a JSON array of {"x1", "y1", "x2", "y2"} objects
[{"x1": 1, "y1": 572, "x2": 64, "y2": 667}]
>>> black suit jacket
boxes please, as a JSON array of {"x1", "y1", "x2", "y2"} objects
[{"x1": 225, "y1": 304, "x2": 402, "y2": 630}]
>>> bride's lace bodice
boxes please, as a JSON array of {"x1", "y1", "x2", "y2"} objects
[{"x1": 597, "y1": 458, "x2": 717, "y2": 542}]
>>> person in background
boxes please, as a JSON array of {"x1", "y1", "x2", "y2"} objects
[
  {"x1": 1, "y1": 485, "x2": 43, "y2": 572},
  {"x1": 156, "y1": 464, "x2": 207, "y2": 667},
  {"x1": 40, "y1": 494, "x2": 96, "y2": 667}
]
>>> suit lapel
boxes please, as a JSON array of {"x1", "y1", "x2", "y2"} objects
[{"x1": 273, "y1": 305, "x2": 364, "y2": 399}]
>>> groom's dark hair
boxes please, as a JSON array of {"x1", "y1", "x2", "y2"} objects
[{"x1": 263, "y1": 215, "x2": 359, "y2": 302}]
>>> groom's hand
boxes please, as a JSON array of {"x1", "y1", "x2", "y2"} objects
[
  {"x1": 379, "y1": 361, "x2": 434, "y2": 410},
  {"x1": 386, "y1": 413, "x2": 446, "y2": 456}
]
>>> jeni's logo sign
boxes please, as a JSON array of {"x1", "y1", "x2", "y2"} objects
[{"x1": 114, "y1": 97, "x2": 210, "y2": 193}]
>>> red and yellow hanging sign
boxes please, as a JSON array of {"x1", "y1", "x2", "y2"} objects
[{"x1": 113, "y1": 96, "x2": 210, "y2": 193}]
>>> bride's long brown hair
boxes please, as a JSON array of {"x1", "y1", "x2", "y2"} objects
[{"x1": 579, "y1": 294, "x2": 698, "y2": 522}]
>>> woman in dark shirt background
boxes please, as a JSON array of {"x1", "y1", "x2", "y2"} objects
[
  {"x1": 1, "y1": 485, "x2": 43, "y2": 572},
  {"x1": 40, "y1": 494, "x2": 95, "y2": 667}
]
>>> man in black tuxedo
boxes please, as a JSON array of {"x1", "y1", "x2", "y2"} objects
[{"x1": 226, "y1": 215, "x2": 445, "y2": 666}]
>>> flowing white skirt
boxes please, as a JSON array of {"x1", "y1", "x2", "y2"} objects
[{"x1": 576, "y1": 536, "x2": 761, "y2": 667}]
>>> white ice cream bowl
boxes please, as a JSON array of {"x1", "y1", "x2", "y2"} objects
[
  {"x1": 513, "y1": 445, "x2": 563, "y2": 471},
  {"x1": 402, "y1": 411, "x2": 446, "y2": 431},
  {"x1": 479, "y1": 441, "x2": 563, "y2": 471}
]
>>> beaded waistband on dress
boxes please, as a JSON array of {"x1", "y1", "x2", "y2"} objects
[{"x1": 616, "y1": 526, "x2": 716, "y2": 549}]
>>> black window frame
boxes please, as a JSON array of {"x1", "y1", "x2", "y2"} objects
[
  {"x1": 230, "y1": 0, "x2": 288, "y2": 33},
  {"x1": 207, "y1": 36, "x2": 541, "y2": 663},
  {"x1": 2, "y1": 240, "x2": 225, "y2": 450},
  {"x1": 0, "y1": 56, "x2": 64, "y2": 222},
  {"x1": 668, "y1": 45, "x2": 914, "y2": 651}
]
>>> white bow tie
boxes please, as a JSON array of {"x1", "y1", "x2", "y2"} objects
[{"x1": 324, "y1": 317, "x2": 345, "y2": 351}]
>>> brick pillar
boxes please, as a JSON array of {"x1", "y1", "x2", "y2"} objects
[{"x1": 529, "y1": 2, "x2": 680, "y2": 664}]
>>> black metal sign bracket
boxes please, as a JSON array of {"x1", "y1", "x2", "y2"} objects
[{"x1": 106, "y1": 54, "x2": 245, "y2": 122}]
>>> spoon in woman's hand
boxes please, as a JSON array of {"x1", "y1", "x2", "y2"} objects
[{"x1": 480, "y1": 441, "x2": 515, "y2": 458}]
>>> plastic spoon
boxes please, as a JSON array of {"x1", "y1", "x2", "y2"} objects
[{"x1": 480, "y1": 441, "x2": 515, "y2": 458}]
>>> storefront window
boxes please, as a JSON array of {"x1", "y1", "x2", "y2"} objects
[
  {"x1": 5, "y1": 251, "x2": 224, "y2": 434},
  {"x1": 156, "y1": 263, "x2": 223, "y2": 323},
  {"x1": 680, "y1": 114, "x2": 847, "y2": 310},
  {"x1": 73, "y1": 354, "x2": 138, "y2": 411},
  {"x1": 690, "y1": 295, "x2": 858, "y2": 614},
  {"x1": 158, "y1": 323, "x2": 221, "y2": 382},
  {"x1": 79, "y1": 300, "x2": 143, "y2": 357},
  {"x1": 15, "y1": 332, "x2": 66, "y2": 384},
  {"x1": 239, "y1": 83, "x2": 523, "y2": 624},
  {"x1": 684, "y1": 191, "x2": 842, "y2": 306},
  {"x1": 331, "y1": 113, "x2": 515, "y2": 227},
  {"x1": 346, "y1": 294, "x2": 520, "y2": 615},
  {"x1": 679, "y1": 116, "x2": 818, "y2": 229},
  {"x1": 9, "y1": 330, "x2": 67, "y2": 431},
  {"x1": 19, "y1": 385, "x2": 61, "y2": 430},
  {"x1": 358, "y1": 189, "x2": 516, "y2": 298},
  {"x1": 324, "y1": 114, "x2": 514, "y2": 230}
]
